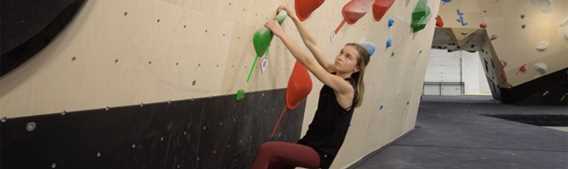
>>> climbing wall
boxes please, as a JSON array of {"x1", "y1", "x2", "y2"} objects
[
  {"x1": 435, "y1": 0, "x2": 568, "y2": 104},
  {"x1": 0, "y1": 0, "x2": 441, "y2": 168}
]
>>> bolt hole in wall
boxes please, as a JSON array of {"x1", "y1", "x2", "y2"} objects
[{"x1": 423, "y1": 49, "x2": 491, "y2": 96}]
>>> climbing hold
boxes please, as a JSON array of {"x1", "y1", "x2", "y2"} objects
[
  {"x1": 536, "y1": 41, "x2": 549, "y2": 51},
  {"x1": 490, "y1": 34, "x2": 498, "y2": 40},
  {"x1": 542, "y1": 90, "x2": 550, "y2": 96},
  {"x1": 285, "y1": 62, "x2": 313, "y2": 110},
  {"x1": 480, "y1": 22, "x2": 487, "y2": 29},
  {"x1": 561, "y1": 17, "x2": 568, "y2": 27},
  {"x1": 372, "y1": 0, "x2": 395, "y2": 22},
  {"x1": 560, "y1": 17, "x2": 568, "y2": 40},
  {"x1": 360, "y1": 41, "x2": 376, "y2": 56},
  {"x1": 253, "y1": 29, "x2": 273, "y2": 58},
  {"x1": 534, "y1": 63, "x2": 548, "y2": 75},
  {"x1": 456, "y1": 9, "x2": 468, "y2": 26},
  {"x1": 441, "y1": 0, "x2": 451, "y2": 5},
  {"x1": 26, "y1": 122, "x2": 36, "y2": 132},
  {"x1": 295, "y1": 0, "x2": 325, "y2": 21},
  {"x1": 253, "y1": 12, "x2": 287, "y2": 58},
  {"x1": 335, "y1": 0, "x2": 373, "y2": 34},
  {"x1": 530, "y1": 0, "x2": 552, "y2": 13},
  {"x1": 435, "y1": 15, "x2": 444, "y2": 27},
  {"x1": 248, "y1": 12, "x2": 287, "y2": 82},
  {"x1": 411, "y1": 0, "x2": 431, "y2": 32},
  {"x1": 386, "y1": 36, "x2": 393, "y2": 49},
  {"x1": 519, "y1": 64, "x2": 528, "y2": 73},
  {"x1": 387, "y1": 17, "x2": 395, "y2": 28},
  {"x1": 235, "y1": 89, "x2": 246, "y2": 101}
]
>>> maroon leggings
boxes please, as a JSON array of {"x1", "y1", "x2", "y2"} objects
[{"x1": 250, "y1": 141, "x2": 321, "y2": 169}]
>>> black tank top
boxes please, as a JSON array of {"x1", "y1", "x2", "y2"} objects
[{"x1": 298, "y1": 77, "x2": 357, "y2": 169}]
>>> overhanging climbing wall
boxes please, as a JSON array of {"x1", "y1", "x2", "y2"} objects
[
  {"x1": 0, "y1": 0, "x2": 441, "y2": 168},
  {"x1": 434, "y1": 0, "x2": 568, "y2": 104},
  {"x1": 0, "y1": 0, "x2": 86, "y2": 77}
]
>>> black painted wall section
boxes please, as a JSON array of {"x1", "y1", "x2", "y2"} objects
[
  {"x1": 0, "y1": 0, "x2": 86, "y2": 77},
  {"x1": 1, "y1": 89, "x2": 305, "y2": 169},
  {"x1": 0, "y1": 118, "x2": 4, "y2": 169},
  {"x1": 499, "y1": 68, "x2": 568, "y2": 105}
]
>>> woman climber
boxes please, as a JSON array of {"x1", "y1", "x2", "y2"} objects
[{"x1": 250, "y1": 4, "x2": 374, "y2": 169}]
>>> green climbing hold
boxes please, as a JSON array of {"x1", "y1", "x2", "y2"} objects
[
  {"x1": 253, "y1": 28, "x2": 274, "y2": 58},
  {"x1": 247, "y1": 12, "x2": 288, "y2": 82},
  {"x1": 235, "y1": 89, "x2": 246, "y2": 101},
  {"x1": 253, "y1": 12, "x2": 288, "y2": 58},
  {"x1": 411, "y1": 0, "x2": 431, "y2": 32}
]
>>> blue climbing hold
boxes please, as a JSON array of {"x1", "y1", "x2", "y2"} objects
[
  {"x1": 385, "y1": 37, "x2": 393, "y2": 49},
  {"x1": 360, "y1": 42, "x2": 376, "y2": 57},
  {"x1": 387, "y1": 17, "x2": 395, "y2": 28},
  {"x1": 456, "y1": 9, "x2": 468, "y2": 26}
]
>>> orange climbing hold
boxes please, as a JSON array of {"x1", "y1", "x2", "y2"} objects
[
  {"x1": 372, "y1": 0, "x2": 395, "y2": 22},
  {"x1": 285, "y1": 61, "x2": 313, "y2": 110},
  {"x1": 435, "y1": 15, "x2": 444, "y2": 27},
  {"x1": 295, "y1": 0, "x2": 325, "y2": 21},
  {"x1": 335, "y1": 0, "x2": 373, "y2": 34}
]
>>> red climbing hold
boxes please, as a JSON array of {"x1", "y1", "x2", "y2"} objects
[
  {"x1": 480, "y1": 22, "x2": 487, "y2": 29},
  {"x1": 335, "y1": 0, "x2": 373, "y2": 34},
  {"x1": 285, "y1": 61, "x2": 313, "y2": 110},
  {"x1": 372, "y1": 0, "x2": 395, "y2": 22},
  {"x1": 295, "y1": 0, "x2": 325, "y2": 21},
  {"x1": 435, "y1": 15, "x2": 444, "y2": 27}
]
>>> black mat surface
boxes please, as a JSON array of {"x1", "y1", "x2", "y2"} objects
[{"x1": 353, "y1": 96, "x2": 568, "y2": 169}]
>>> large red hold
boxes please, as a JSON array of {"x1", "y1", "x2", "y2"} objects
[
  {"x1": 285, "y1": 61, "x2": 313, "y2": 110},
  {"x1": 335, "y1": 0, "x2": 373, "y2": 34},
  {"x1": 295, "y1": 0, "x2": 325, "y2": 21},
  {"x1": 372, "y1": 0, "x2": 395, "y2": 22}
]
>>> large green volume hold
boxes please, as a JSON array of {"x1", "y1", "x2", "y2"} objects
[
  {"x1": 253, "y1": 12, "x2": 288, "y2": 58},
  {"x1": 411, "y1": 0, "x2": 431, "y2": 32}
]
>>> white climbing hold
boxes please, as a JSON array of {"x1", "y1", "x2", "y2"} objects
[
  {"x1": 530, "y1": 0, "x2": 552, "y2": 13},
  {"x1": 26, "y1": 122, "x2": 36, "y2": 132},
  {"x1": 536, "y1": 41, "x2": 549, "y2": 51},
  {"x1": 534, "y1": 62, "x2": 548, "y2": 74},
  {"x1": 561, "y1": 17, "x2": 568, "y2": 27},
  {"x1": 560, "y1": 17, "x2": 568, "y2": 40},
  {"x1": 563, "y1": 30, "x2": 568, "y2": 40}
]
